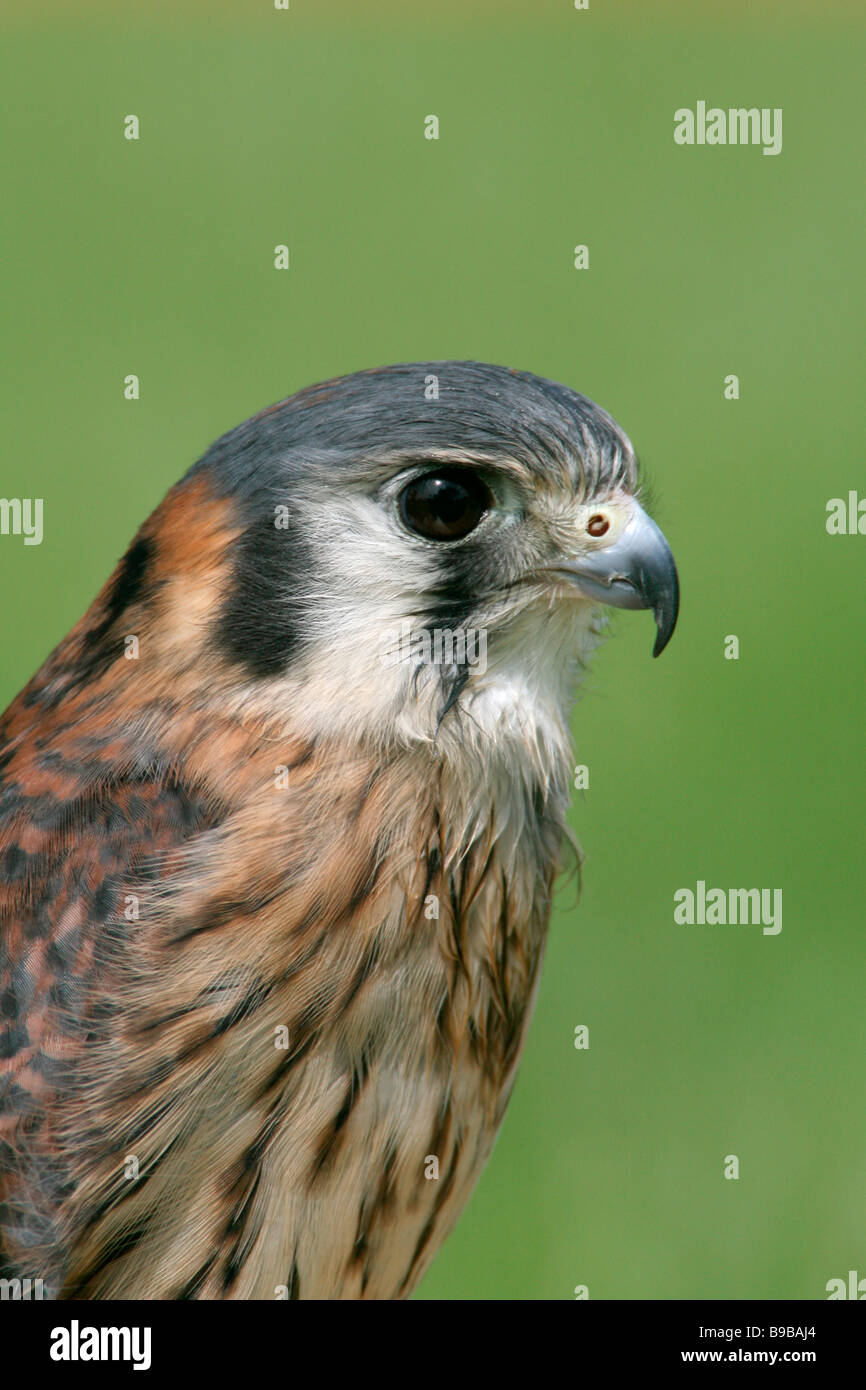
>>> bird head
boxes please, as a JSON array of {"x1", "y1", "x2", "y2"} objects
[
  {"x1": 78, "y1": 361, "x2": 676, "y2": 783},
  {"x1": 178, "y1": 362, "x2": 678, "y2": 762}
]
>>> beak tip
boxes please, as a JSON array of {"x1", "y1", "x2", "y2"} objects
[{"x1": 651, "y1": 593, "x2": 679, "y2": 658}]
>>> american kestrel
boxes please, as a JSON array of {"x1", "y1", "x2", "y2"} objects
[{"x1": 0, "y1": 361, "x2": 678, "y2": 1299}]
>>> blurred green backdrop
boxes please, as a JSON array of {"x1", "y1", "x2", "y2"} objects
[{"x1": 1, "y1": 0, "x2": 863, "y2": 1300}]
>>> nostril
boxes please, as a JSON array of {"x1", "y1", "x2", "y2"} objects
[{"x1": 587, "y1": 514, "x2": 610, "y2": 537}]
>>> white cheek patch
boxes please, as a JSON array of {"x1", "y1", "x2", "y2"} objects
[
  {"x1": 303, "y1": 494, "x2": 439, "y2": 651},
  {"x1": 270, "y1": 494, "x2": 447, "y2": 740},
  {"x1": 236, "y1": 488, "x2": 607, "y2": 792}
]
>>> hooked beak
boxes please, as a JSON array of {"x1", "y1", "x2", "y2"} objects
[{"x1": 549, "y1": 498, "x2": 679, "y2": 657}]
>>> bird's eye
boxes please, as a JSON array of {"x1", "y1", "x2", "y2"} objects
[
  {"x1": 587, "y1": 513, "x2": 610, "y2": 537},
  {"x1": 398, "y1": 468, "x2": 491, "y2": 541}
]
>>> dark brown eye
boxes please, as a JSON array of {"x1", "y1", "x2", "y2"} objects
[{"x1": 398, "y1": 469, "x2": 491, "y2": 541}]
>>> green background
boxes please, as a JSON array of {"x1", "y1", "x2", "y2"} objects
[{"x1": 1, "y1": 1, "x2": 863, "y2": 1299}]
